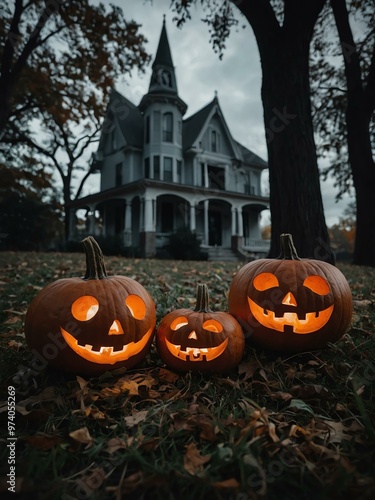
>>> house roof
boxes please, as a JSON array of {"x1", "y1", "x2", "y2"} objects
[
  {"x1": 109, "y1": 88, "x2": 143, "y2": 147},
  {"x1": 182, "y1": 96, "x2": 266, "y2": 169},
  {"x1": 182, "y1": 97, "x2": 217, "y2": 150},
  {"x1": 235, "y1": 141, "x2": 268, "y2": 169}
]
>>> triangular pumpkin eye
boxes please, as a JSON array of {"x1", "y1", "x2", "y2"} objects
[
  {"x1": 303, "y1": 276, "x2": 330, "y2": 295},
  {"x1": 253, "y1": 273, "x2": 279, "y2": 291}
]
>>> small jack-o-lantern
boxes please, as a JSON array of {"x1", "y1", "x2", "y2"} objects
[
  {"x1": 228, "y1": 234, "x2": 352, "y2": 352},
  {"x1": 156, "y1": 284, "x2": 245, "y2": 372},
  {"x1": 25, "y1": 237, "x2": 156, "y2": 376}
]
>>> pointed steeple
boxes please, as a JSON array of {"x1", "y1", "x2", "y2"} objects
[
  {"x1": 148, "y1": 16, "x2": 178, "y2": 96},
  {"x1": 139, "y1": 17, "x2": 187, "y2": 115},
  {"x1": 152, "y1": 15, "x2": 174, "y2": 70}
]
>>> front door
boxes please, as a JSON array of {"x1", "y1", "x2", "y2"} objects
[{"x1": 209, "y1": 211, "x2": 222, "y2": 246}]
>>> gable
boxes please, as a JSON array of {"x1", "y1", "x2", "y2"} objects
[
  {"x1": 182, "y1": 97, "x2": 242, "y2": 160},
  {"x1": 199, "y1": 113, "x2": 236, "y2": 157}
]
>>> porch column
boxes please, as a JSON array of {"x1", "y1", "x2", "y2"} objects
[
  {"x1": 140, "y1": 199, "x2": 144, "y2": 230},
  {"x1": 231, "y1": 206, "x2": 244, "y2": 252},
  {"x1": 203, "y1": 200, "x2": 209, "y2": 245},
  {"x1": 144, "y1": 198, "x2": 154, "y2": 232},
  {"x1": 237, "y1": 208, "x2": 244, "y2": 237},
  {"x1": 231, "y1": 207, "x2": 237, "y2": 236},
  {"x1": 190, "y1": 202, "x2": 196, "y2": 232},
  {"x1": 124, "y1": 201, "x2": 132, "y2": 247},
  {"x1": 140, "y1": 197, "x2": 156, "y2": 258}
]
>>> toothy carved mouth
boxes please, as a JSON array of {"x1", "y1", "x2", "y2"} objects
[
  {"x1": 60, "y1": 327, "x2": 154, "y2": 364},
  {"x1": 165, "y1": 338, "x2": 228, "y2": 361},
  {"x1": 248, "y1": 298, "x2": 334, "y2": 334}
]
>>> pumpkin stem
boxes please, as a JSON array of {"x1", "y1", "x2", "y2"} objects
[
  {"x1": 82, "y1": 236, "x2": 108, "y2": 280},
  {"x1": 278, "y1": 233, "x2": 301, "y2": 261},
  {"x1": 194, "y1": 284, "x2": 211, "y2": 313}
]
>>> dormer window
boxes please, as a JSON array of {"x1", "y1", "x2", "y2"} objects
[
  {"x1": 211, "y1": 130, "x2": 220, "y2": 152},
  {"x1": 163, "y1": 112, "x2": 173, "y2": 142}
]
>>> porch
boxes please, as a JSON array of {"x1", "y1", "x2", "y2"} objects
[{"x1": 67, "y1": 190, "x2": 269, "y2": 259}]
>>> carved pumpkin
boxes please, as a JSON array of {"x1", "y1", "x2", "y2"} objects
[
  {"x1": 25, "y1": 237, "x2": 156, "y2": 376},
  {"x1": 228, "y1": 233, "x2": 352, "y2": 352},
  {"x1": 156, "y1": 284, "x2": 245, "y2": 372}
]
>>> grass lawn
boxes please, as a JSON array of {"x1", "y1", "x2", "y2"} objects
[{"x1": 0, "y1": 250, "x2": 374, "y2": 499}]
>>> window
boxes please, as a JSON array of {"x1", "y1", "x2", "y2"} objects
[
  {"x1": 159, "y1": 69, "x2": 172, "y2": 88},
  {"x1": 164, "y1": 157, "x2": 173, "y2": 182},
  {"x1": 211, "y1": 130, "x2": 219, "y2": 152},
  {"x1": 144, "y1": 158, "x2": 150, "y2": 178},
  {"x1": 176, "y1": 160, "x2": 182, "y2": 183},
  {"x1": 153, "y1": 111, "x2": 161, "y2": 141},
  {"x1": 115, "y1": 163, "x2": 122, "y2": 186},
  {"x1": 153, "y1": 156, "x2": 160, "y2": 180},
  {"x1": 145, "y1": 115, "x2": 150, "y2": 143},
  {"x1": 208, "y1": 165, "x2": 225, "y2": 190},
  {"x1": 200, "y1": 162, "x2": 205, "y2": 186},
  {"x1": 163, "y1": 112, "x2": 173, "y2": 142},
  {"x1": 244, "y1": 184, "x2": 255, "y2": 195}
]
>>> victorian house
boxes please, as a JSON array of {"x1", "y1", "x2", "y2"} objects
[{"x1": 68, "y1": 20, "x2": 269, "y2": 259}]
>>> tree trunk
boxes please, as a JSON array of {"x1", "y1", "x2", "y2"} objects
[
  {"x1": 345, "y1": 70, "x2": 375, "y2": 266},
  {"x1": 331, "y1": 0, "x2": 375, "y2": 266},
  {"x1": 236, "y1": 0, "x2": 334, "y2": 262},
  {"x1": 262, "y1": 41, "x2": 333, "y2": 261}
]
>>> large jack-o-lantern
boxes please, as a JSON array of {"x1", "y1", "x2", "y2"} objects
[
  {"x1": 25, "y1": 237, "x2": 156, "y2": 376},
  {"x1": 156, "y1": 284, "x2": 245, "y2": 373},
  {"x1": 228, "y1": 234, "x2": 352, "y2": 352}
]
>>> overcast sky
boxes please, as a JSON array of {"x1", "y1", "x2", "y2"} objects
[{"x1": 87, "y1": 0, "x2": 354, "y2": 226}]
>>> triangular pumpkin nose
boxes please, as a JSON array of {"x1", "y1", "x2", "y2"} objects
[
  {"x1": 188, "y1": 331, "x2": 198, "y2": 340},
  {"x1": 108, "y1": 319, "x2": 124, "y2": 335},
  {"x1": 282, "y1": 292, "x2": 297, "y2": 306}
]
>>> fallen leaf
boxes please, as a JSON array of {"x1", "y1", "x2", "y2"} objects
[
  {"x1": 288, "y1": 399, "x2": 316, "y2": 415},
  {"x1": 213, "y1": 478, "x2": 240, "y2": 489},
  {"x1": 3, "y1": 316, "x2": 22, "y2": 325},
  {"x1": 183, "y1": 442, "x2": 211, "y2": 475},
  {"x1": 322, "y1": 420, "x2": 365, "y2": 444},
  {"x1": 157, "y1": 367, "x2": 180, "y2": 383},
  {"x1": 69, "y1": 427, "x2": 93, "y2": 446},
  {"x1": 124, "y1": 410, "x2": 148, "y2": 428},
  {"x1": 8, "y1": 340, "x2": 23, "y2": 349},
  {"x1": 76, "y1": 376, "x2": 89, "y2": 394},
  {"x1": 105, "y1": 437, "x2": 128, "y2": 454}
]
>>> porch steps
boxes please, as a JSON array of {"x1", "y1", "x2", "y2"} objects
[{"x1": 206, "y1": 246, "x2": 241, "y2": 262}]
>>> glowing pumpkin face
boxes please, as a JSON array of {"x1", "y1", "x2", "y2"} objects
[
  {"x1": 25, "y1": 237, "x2": 156, "y2": 376},
  {"x1": 156, "y1": 285, "x2": 245, "y2": 373},
  {"x1": 228, "y1": 234, "x2": 352, "y2": 352},
  {"x1": 248, "y1": 272, "x2": 334, "y2": 334}
]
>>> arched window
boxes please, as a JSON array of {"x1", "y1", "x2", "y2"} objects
[{"x1": 163, "y1": 112, "x2": 173, "y2": 142}]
